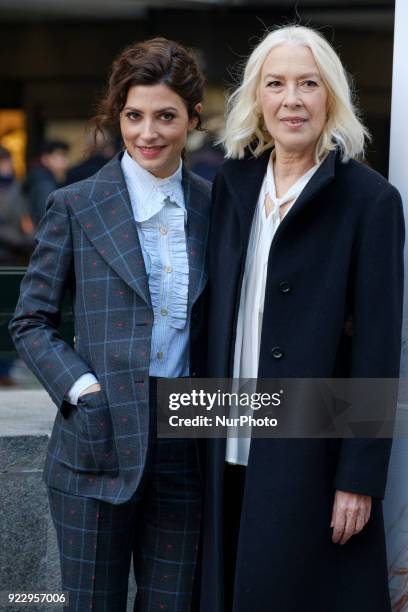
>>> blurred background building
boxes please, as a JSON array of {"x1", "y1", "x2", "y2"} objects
[{"x1": 0, "y1": 0, "x2": 395, "y2": 178}]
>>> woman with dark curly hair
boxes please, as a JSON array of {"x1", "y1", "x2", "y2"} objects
[{"x1": 10, "y1": 37, "x2": 210, "y2": 612}]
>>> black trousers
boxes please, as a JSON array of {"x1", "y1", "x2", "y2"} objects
[{"x1": 48, "y1": 379, "x2": 202, "y2": 612}]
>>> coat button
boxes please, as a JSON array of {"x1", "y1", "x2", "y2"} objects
[
  {"x1": 271, "y1": 346, "x2": 284, "y2": 359},
  {"x1": 279, "y1": 281, "x2": 291, "y2": 294}
]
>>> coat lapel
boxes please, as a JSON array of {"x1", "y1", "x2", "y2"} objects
[
  {"x1": 182, "y1": 167, "x2": 211, "y2": 306},
  {"x1": 69, "y1": 153, "x2": 151, "y2": 307},
  {"x1": 222, "y1": 147, "x2": 338, "y2": 248},
  {"x1": 222, "y1": 150, "x2": 270, "y2": 247},
  {"x1": 273, "y1": 148, "x2": 337, "y2": 243}
]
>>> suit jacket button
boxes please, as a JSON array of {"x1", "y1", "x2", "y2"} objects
[
  {"x1": 279, "y1": 281, "x2": 291, "y2": 294},
  {"x1": 271, "y1": 346, "x2": 284, "y2": 359}
]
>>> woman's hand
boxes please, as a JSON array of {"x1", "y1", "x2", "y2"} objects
[{"x1": 330, "y1": 490, "x2": 372, "y2": 545}]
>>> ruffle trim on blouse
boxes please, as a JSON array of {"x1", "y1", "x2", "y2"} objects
[{"x1": 141, "y1": 204, "x2": 189, "y2": 331}]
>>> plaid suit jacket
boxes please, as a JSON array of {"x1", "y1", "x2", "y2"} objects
[{"x1": 9, "y1": 152, "x2": 211, "y2": 504}]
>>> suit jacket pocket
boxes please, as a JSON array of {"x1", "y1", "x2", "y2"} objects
[{"x1": 57, "y1": 390, "x2": 119, "y2": 474}]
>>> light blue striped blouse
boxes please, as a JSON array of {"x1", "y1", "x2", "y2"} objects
[{"x1": 121, "y1": 150, "x2": 191, "y2": 377}]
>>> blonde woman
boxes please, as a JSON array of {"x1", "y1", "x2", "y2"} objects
[{"x1": 200, "y1": 25, "x2": 404, "y2": 612}]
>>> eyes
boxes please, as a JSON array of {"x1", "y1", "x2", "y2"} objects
[
  {"x1": 266, "y1": 79, "x2": 319, "y2": 89},
  {"x1": 124, "y1": 111, "x2": 176, "y2": 122}
]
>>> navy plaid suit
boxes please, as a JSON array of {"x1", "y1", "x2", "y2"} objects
[{"x1": 9, "y1": 152, "x2": 211, "y2": 610}]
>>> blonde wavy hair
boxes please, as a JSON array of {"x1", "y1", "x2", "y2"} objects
[{"x1": 222, "y1": 25, "x2": 370, "y2": 161}]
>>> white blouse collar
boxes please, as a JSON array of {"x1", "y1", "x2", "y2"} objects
[{"x1": 121, "y1": 149, "x2": 185, "y2": 223}]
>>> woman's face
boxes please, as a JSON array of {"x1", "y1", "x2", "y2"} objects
[
  {"x1": 258, "y1": 44, "x2": 328, "y2": 159},
  {"x1": 120, "y1": 83, "x2": 199, "y2": 178}
]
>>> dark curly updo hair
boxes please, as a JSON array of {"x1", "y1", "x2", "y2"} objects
[{"x1": 94, "y1": 37, "x2": 205, "y2": 138}]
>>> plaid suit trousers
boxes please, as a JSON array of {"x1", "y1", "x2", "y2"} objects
[{"x1": 47, "y1": 380, "x2": 202, "y2": 612}]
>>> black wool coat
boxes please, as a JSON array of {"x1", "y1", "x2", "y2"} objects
[{"x1": 200, "y1": 148, "x2": 405, "y2": 612}]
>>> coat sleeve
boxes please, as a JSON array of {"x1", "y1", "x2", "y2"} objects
[
  {"x1": 334, "y1": 182, "x2": 405, "y2": 499},
  {"x1": 8, "y1": 189, "x2": 93, "y2": 409}
]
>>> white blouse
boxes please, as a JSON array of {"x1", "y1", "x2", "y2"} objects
[{"x1": 226, "y1": 153, "x2": 322, "y2": 466}]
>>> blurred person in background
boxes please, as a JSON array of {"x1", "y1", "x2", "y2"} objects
[
  {"x1": 66, "y1": 129, "x2": 117, "y2": 184},
  {"x1": 0, "y1": 145, "x2": 34, "y2": 385},
  {"x1": 188, "y1": 115, "x2": 224, "y2": 181},
  {"x1": 0, "y1": 145, "x2": 34, "y2": 266},
  {"x1": 25, "y1": 139, "x2": 70, "y2": 226}
]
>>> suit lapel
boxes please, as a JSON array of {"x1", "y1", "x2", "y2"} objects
[
  {"x1": 182, "y1": 167, "x2": 210, "y2": 307},
  {"x1": 69, "y1": 153, "x2": 151, "y2": 307}
]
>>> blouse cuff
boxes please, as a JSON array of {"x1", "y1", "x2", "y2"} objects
[{"x1": 65, "y1": 372, "x2": 99, "y2": 405}]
